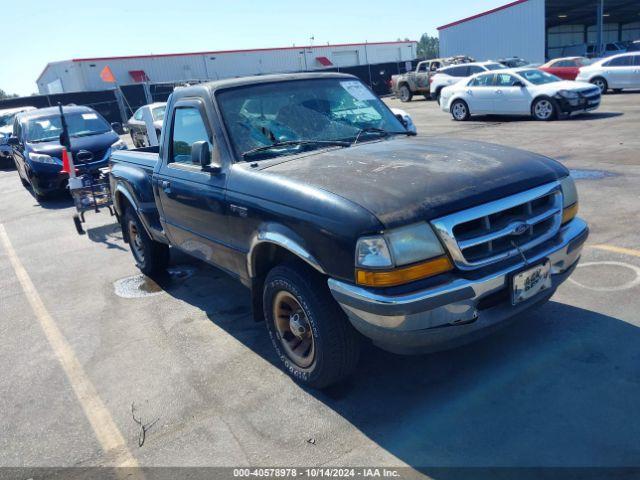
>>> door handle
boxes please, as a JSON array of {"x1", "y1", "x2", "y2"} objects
[
  {"x1": 466, "y1": 90, "x2": 472, "y2": 94},
  {"x1": 496, "y1": 89, "x2": 503, "y2": 94},
  {"x1": 161, "y1": 180, "x2": 171, "y2": 194}
]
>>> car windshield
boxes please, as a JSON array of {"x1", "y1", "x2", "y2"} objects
[
  {"x1": 484, "y1": 63, "x2": 507, "y2": 71},
  {"x1": 152, "y1": 106, "x2": 166, "y2": 121},
  {"x1": 0, "y1": 113, "x2": 16, "y2": 128},
  {"x1": 217, "y1": 78, "x2": 407, "y2": 161},
  {"x1": 25, "y1": 111, "x2": 111, "y2": 142},
  {"x1": 519, "y1": 69, "x2": 561, "y2": 85}
]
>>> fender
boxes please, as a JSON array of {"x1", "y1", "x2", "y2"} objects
[
  {"x1": 113, "y1": 182, "x2": 155, "y2": 239},
  {"x1": 246, "y1": 223, "x2": 326, "y2": 278}
]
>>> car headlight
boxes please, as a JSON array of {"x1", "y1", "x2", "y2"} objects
[
  {"x1": 560, "y1": 175, "x2": 579, "y2": 224},
  {"x1": 558, "y1": 90, "x2": 579, "y2": 99},
  {"x1": 355, "y1": 222, "x2": 453, "y2": 287},
  {"x1": 29, "y1": 153, "x2": 59, "y2": 164},
  {"x1": 111, "y1": 139, "x2": 127, "y2": 150}
]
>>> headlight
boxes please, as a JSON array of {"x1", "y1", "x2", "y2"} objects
[
  {"x1": 558, "y1": 90, "x2": 579, "y2": 99},
  {"x1": 560, "y1": 175, "x2": 579, "y2": 224},
  {"x1": 355, "y1": 223, "x2": 453, "y2": 287},
  {"x1": 29, "y1": 153, "x2": 59, "y2": 164},
  {"x1": 111, "y1": 139, "x2": 127, "y2": 150}
]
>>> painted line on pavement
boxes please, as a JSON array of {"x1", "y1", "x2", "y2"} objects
[
  {"x1": 591, "y1": 244, "x2": 640, "y2": 258},
  {"x1": 0, "y1": 223, "x2": 141, "y2": 474}
]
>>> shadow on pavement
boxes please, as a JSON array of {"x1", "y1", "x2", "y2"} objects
[
  {"x1": 467, "y1": 112, "x2": 622, "y2": 123},
  {"x1": 86, "y1": 222, "x2": 126, "y2": 251},
  {"x1": 151, "y1": 257, "x2": 639, "y2": 472}
]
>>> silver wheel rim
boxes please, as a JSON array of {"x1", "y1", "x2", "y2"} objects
[
  {"x1": 128, "y1": 221, "x2": 145, "y2": 263},
  {"x1": 273, "y1": 291, "x2": 315, "y2": 368},
  {"x1": 452, "y1": 102, "x2": 467, "y2": 120},
  {"x1": 534, "y1": 100, "x2": 553, "y2": 120},
  {"x1": 400, "y1": 87, "x2": 409, "y2": 101}
]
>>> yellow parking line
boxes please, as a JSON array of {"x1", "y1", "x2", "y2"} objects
[
  {"x1": 0, "y1": 224, "x2": 140, "y2": 473},
  {"x1": 591, "y1": 244, "x2": 640, "y2": 258}
]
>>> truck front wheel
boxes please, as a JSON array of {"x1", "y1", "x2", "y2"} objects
[
  {"x1": 398, "y1": 85, "x2": 413, "y2": 102},
  {"x1": 123, "y1": 208, "x2": 169, "y2": 276},
  {"x1": 263, "y1": 263, "x2": 361, "y2": 389}
]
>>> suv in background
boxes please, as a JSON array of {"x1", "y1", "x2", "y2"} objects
[
  {"x1": 430, "y1": 62, "x2": 506, "y2": 103},
  {"x1": 576, "y1": 52, "x2": 640, "y2": 93},
  {"x1": 0, "y1": 106, "x2": 35, "y2": 165}
]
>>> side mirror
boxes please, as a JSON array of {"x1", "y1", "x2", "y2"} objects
[
  {"x1": 7, "y1": 136, "x2": 19, "y2": 146},
  {"x1": 111, "y1": 122, "x2": 124, "y2": 135},
  {"x1": 191, "y1": 141, "x2": 221, "y2": 173},
  {"x1": 390, "y1": 108, "x2": 418, "y2": 135}
]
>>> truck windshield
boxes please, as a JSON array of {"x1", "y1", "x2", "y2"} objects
[
  {"x1": 26, "y1": 112, "x2": 111, "y2": 142},
  {"x1": 217, "y1": 78, "x2": 406, "y2": 160}
]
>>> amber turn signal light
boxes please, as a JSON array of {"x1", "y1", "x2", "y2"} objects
[
  {"x1": 562, "y1": 202, "x2": 578, "y2": 225},
  {"x1": 356, "y1": 256, "x2": 453, "y2": 288}
]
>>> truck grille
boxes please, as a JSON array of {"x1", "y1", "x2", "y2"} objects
[{"x1": 431, "y1": 182, "x2": 563, "y2": 270}]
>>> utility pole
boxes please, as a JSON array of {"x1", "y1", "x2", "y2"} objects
[{"x1": 596, "y1": 0, "x2": 604, "y2": 57}]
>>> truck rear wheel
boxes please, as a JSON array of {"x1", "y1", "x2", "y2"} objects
[
  {"x1": 263, "y1": 263, "x2": 361, "y2": 389},
  {"x1": 398, "y1": 85, "x2": 412, "y2": 102},
  {"x1": 123, "y1": 208, "x2": 169, "y2": 276}
]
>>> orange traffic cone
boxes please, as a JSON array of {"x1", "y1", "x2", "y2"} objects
[{"x1": 61, "y1": 148, "x2": 71, "y2": 174}]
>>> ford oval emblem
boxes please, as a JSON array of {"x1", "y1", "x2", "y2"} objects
[{"x1": 512, "y1": 222, "x2": 528, "y2": 236}]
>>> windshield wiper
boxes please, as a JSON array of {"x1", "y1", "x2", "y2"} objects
[
  {"x1": 242, "y1": 140, "x2": 350, "y2": 160},
  {"x1": 352, "y1": 127, "x2": 411, "y2": 145}
]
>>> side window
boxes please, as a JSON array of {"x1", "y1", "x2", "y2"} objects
[
  {"x1": 133, "y1": 108, "x2": 144, "y2": 121},
  {"x1": 495, "y1": 73, "x2": 520, "y2": 87},
  {"x1": 606, "y1": 56, "x2": 631, "y2": 67},
  {"x1": 171, "y1": 106, "x2": 211, "y2": 165},
  {"x1": 633, "y1": 55, "x2": 640, "y2": 66},
  {"x1": 555, "y1": 60, "x2": 572, "y2": 67},
  {"x1": 468, "y1": 74, "x2": 494, "y2": 87},
  {"x1": 447, "y1": 66, "x2": 469, "y2": 77},
  {"x1": 13, "y1": 119, "x2": 21, "y2": 139},
  {"x1": 430, "y1": 62, "x2": 440, "y2": 71},
  {"x1": 417, "y1": 63, "x2": 427, "y2": 73},
  {"x1": 468, "y1": 65, "x2": 484, "y2": 75}
]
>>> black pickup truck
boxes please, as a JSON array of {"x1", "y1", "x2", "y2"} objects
[{"x1": 110, "y1": 72, "x2": 588, "y2": 388}]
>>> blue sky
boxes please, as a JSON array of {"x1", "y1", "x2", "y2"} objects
[{"x1": 3, "y1": 0, "x2": 504, "y2": 96}]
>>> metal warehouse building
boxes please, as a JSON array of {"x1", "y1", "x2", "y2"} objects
[
  {"x1": 438, "y1": 0, "x2": 640, "y2": 63},
  {"x1": 36, "y1": 41, "x2": 417, "y2": 95}
]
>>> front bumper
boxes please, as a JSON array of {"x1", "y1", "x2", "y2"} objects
[
  {"x1": 555, "y1": 95, "x2": 601, "y2": 114},
  {"x1": 328, "y1": 218, "x2": 588, "y2": 354},
  {"x1": 0, "y1": 145, "x2": 12, "y2": 160}
]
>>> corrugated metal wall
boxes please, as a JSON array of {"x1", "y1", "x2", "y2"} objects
[
  {"x1": 439, "y1": 0, "x2": 546, "y2": 63},
  {"x1": 37, "y1": 42, "x2": 416, "y2": 94}
]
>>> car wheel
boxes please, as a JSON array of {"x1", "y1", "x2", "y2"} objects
[
  {"x1": 532, "y1": 97, "x2": 557, "y2": 121},
  {"x1": 450, "y1": 99, "x2": 470, "y2": 121},
  {"x1": 591, "y1": 77, "x2": 608, "y2": 94},
  {"x1": 263, "y1": 263, "x2": 361, "y2": 389},
  {"x1": 398, "y1": 85, "x2": 412, "y2": 102},
  {"x1": 123, "y1": 207, "x2": 169, "y2": 276},
  {"x1": 423, "y1": 94, "x2": 431, "y2": 101}
]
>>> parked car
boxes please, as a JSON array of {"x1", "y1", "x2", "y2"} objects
[
  {"x1": 8, "y1": 106, "x2": 126, "y2": 200},
  {"x1": 539, "y1": 57, "x2": 592, "y2": 80},
  {"x1": 390, "y1": 56, "x2": 474, "y2": 102},
  {"x1": 587, "y1": 42, "x2": 627, "y2": 58},
  {"x1": 498, "y1": 57, "x2": 535, "y2": 68},
  {"x1": 626, "y1": 40, "x2": 640, "y2": 52},
  {"x1": 0, "y1": 106, "x2": 35, "y2": 164},
  {"x1": 440, "y1": 68, "x2": 601, "y2": 121},
  {"x1": 430, "y1": 61, "x2": 507, "y2": 103},
  {"x1": 110, "y1": 72, "x2": 588, "y2": 388},
  {"x1": 576, "y1": 52, "x2": 640, "y2": 94},
  {"x1": 126, "y1": 102, "x2": 166, "y2": 147}
]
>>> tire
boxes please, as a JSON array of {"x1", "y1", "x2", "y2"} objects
[
  {"x1": 263, "y1": 263, "x2": 361, "y2": 389},
  {"x1": 435, "y1": 89, "x2": 443, "y2": 105},
  {"x1": 450, "y1": 99, "x2": 470, "y2": 121},
  {"x1": 398, "y1": 85, "x2": 413, "y2": 103},
  {"x1": 532, "y1": 97, "x2": 557, "y2": 121},
  {"x1": 123, "y1": 207, "x2": 169, "y2": 276},
  {"x1": 591, "y1": 77, "x2": 608, "y2": 94},
  {"x1": 423, "y1": 94, "x2": 431, "y2": 101},
  {"x1": 613, "y1": 88, "x2": 623, "y2": 94},
  {"x1": 19, "y1": 175, "x2": 29, "y2": 188}
]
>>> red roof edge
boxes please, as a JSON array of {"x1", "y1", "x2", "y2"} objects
[
  {"x1": 437, "y1": 0, "x2": 529, "y2": 31},
  {"x1": 70, "y1": 40, "x2": 418, "y2": 63}
]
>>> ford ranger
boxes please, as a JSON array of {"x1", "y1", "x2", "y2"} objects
[{"x1": 109, "y1": 72, "x2": 588, "y2": 388}]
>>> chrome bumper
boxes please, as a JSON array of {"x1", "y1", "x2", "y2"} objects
[{"x1": 328, "y1": 218, "x2": 588, "y2": 354}]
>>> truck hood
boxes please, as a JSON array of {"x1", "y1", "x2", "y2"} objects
[{"x1": 261, "y1": 137, "x2": 568, "y2": 229}]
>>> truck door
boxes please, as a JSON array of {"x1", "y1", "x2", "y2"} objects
[{"x1": 155, "y1": 99, "x2": 232, "y2": 270}]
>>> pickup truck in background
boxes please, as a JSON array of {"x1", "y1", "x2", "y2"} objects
[
  {"x1": 390, "y1": 56, "x2": 473, "y2": 102},
  {"x1": 110, "y1": 72, "x2": 588, "y2": 388}
]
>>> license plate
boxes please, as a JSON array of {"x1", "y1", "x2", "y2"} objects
[{"x1": 511, "y1": 261, "x2": 552, "y2": 305}]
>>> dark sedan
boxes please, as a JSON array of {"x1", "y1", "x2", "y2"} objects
[{"x1": 8, "y1": 106, "x2": 126, "y2": 200}]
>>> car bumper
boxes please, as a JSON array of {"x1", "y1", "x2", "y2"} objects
[
  {"x1": 556, "y1": 96, "x2": 601, "y2": 114},
  {"x1": 328, "y1": 218, "x2": 589, "y2": 355},
  {"x1": 29, "y1": 159, "x2": 109, "y2": 194}
]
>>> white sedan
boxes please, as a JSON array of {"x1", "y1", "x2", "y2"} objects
[{"x1": 440, "y1": 68, "x2": 601, "y2": 121}]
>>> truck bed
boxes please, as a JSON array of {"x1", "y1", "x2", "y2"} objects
[{"x1": 110, "y1": 146, "x2": 159, "y2": 172}]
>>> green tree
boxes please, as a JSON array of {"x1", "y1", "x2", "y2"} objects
[
  {"x1": 417, "y1": 34, "x2": 440, "y2": 59},
  {"x1": 0, "y1": 88, "x2": 18, "y2": 100}
]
